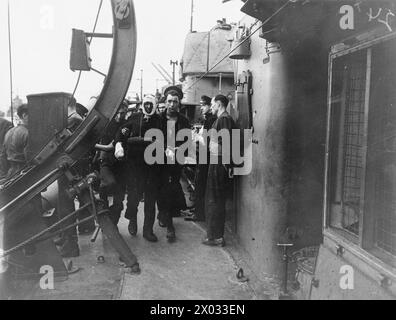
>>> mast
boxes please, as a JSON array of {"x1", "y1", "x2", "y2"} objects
[
  {"x1": 7, "y1": 0, "x2": 14, "y2": 125},
  {"x1": 190, "y1": 0, "x2": 194, "y2": 33},
  {"x1": 140, "y1": 69, "x2": 143, "y2": 101}
]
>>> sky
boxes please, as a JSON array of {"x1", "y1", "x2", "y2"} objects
[{"x1": 0, "y1": 0, "x2": 245, "y2": 112}]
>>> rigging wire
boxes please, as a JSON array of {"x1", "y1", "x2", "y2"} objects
[
  {"x1": 7, "y1": 0, "x2": 14, "y2": 125},
  {"x1": 69, "y1": 0, "x2": 104, "y2": 104},
  {"x1": 185, "y1": 0, "x2": 291, "y2": 92},
  {"x1": 89, "y1": 0, "x2": 104, "y2": 45}
]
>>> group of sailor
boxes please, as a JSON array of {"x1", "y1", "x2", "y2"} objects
[{"x1": 0, "y1": 87, "x2": 238, "y2": 258}]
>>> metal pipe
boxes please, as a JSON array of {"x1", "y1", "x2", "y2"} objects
[
  {"x1": 90, "y1": 226, "x2": 101, "y2": 243},
  {"x1": 85, "y1": 32, "x2": 113, "y2": 39},
  {"x1": 170, "y1": 61, "x2": 178, "y2": 85},
  {"x1": 91, "y1": 67, "x2": 107, "y2": 77},
  {"x1": 207, "y1": 30, "x2": 211, "y2": 73}
]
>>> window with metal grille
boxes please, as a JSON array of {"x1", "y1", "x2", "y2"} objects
[
  {"x1": 326, "y1": 35, "x2": 396, "y2": 263},
  {"x1": 368, "y1": 39, "x2": 396, "y2": 257}
]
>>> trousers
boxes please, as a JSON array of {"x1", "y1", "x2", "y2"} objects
[
  {"x1": 125, "y1": 163, "x2": 160, "y2": 234},
  {"x1": 205, "y1": 164, "x2": 232, "y2": 240},
  {"x1": 194, "y1": 164, "x2": 209, "y2": 221},
  {"x1": 158, "y1": 165, "x2": 187, "y2": 230},
  {"x1": 99, "y1": 161, "x2": 129, "y2": 226}
]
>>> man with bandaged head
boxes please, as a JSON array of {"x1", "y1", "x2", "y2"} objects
[{"x1": 114, "y1": 95, "x2": 162, "y2": 242}]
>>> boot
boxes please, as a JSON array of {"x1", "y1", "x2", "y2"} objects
[
  {"x1": 184, "y1": 214, "x2": 204, "y2": 222},
  {"x1": 59, "y1": 236, "x2": 80, "y2": 258},
  {"x1": 166, "y1": 227, "x2": 176, "y2": 243},
  {"x1": 202, "y1": 237, "x2": 226, "y2": 247},
  {"x1": 157, "y1": 211, "x2": 167, "y2": 228},
  {"x1": 143, "y1": 232, "x2": 158, "y2": 243}
]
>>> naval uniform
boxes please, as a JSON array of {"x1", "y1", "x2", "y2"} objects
[
  {"x1": 205, "y1": 111, "x2": 237, "y2": 240},
  {"x1": 115, "y1": 112, "x2": 163, "y2": 236},
  {"x1": 98, "y1": 118, "x2": 128, "y2": 227},
  {"x1": 0, "y1": 118, "x2": 13, "y2": 179},
  {"x1": 1, "y1": 123, "x2": 28, "y2": 179},
  {"x1": 157, "y1": 112, "x2": 191, "y2": 233},
  {"x1": 194, "y1": 111, "x2": 217, "y2": 222}
]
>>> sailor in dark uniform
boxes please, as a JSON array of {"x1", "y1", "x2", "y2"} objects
[
  {"x1": 0, "y1": 117, "x2": 13, "y2": 180},
  {"x1": 0, "y1": 105, "x2": 27, "y2": 180},
  {"x1": 95, "y1": 102, "x2": 129, "y2": 228},
  {"x1": 186, "y1": 95, "x2": 217, "y2": 222},
  {"x1": 115, "y1": 95, "x2": 163, "y2": 242},
  {"x1": 157, "y1": 87, "x2": 191, "y2": 243},
  {"x1": 203, "y1": 95, "x2": 237, "y2": 247}
]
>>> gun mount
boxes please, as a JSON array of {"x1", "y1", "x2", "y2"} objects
[{"x1": 0, "y1": 0, "x2": 139, "y2": 299}]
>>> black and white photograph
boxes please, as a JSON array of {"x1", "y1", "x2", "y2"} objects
[{"x1": 0, "y1": 0, "x2": 395, "y2": 304}]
